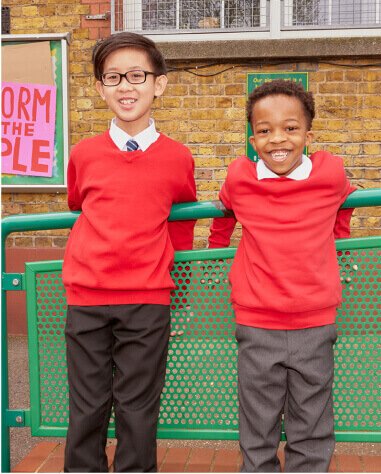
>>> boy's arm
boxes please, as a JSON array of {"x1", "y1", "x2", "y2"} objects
[
  {"x1": 168, "y1": 157, "x2": 197, "y2": 250},
  {"x1": 208, "y1": 215, "x2": 237, "y2": 248},
  {"x1": 334, "y1": 181, "x2": 357, "y2": 239},
  {"x1": 67, "y1": 154, "x2": 82, "y2": 211},
  {"x1": 208, "y1": 180, "x2": 237, "y2": 248}
]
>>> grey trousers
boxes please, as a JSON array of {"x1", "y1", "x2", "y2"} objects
[
  {"x1": 236, "y1": 324, "x2": 337, "y2": 473},
  {"x1": 64, "y1": 304, "x2": 170, "y2": 473}
]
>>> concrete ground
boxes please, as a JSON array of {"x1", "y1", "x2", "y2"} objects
[{"x1": 7, "y1": 336, "x2": 381, "y2": 471}]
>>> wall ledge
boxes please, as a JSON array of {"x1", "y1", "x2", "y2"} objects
[{"x1": 158, "y1": 36, "x2": 381, "y2": 62}]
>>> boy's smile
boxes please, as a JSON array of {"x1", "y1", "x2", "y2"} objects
[
  {"x1": 96, "y1": 48, "x2": 167, "y2": 136},
  {"x1": 249, "y1": 94, "x2": 313, "y2": 177}
]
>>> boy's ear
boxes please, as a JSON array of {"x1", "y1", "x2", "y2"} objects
[
  {"x1": 154, "y1": 75, "x2": 168, "y2": 98},
  {"x1": 249, "y1": 135, "x2": 258, "y2": 152},
  {"x1": 96, "y1": 80, "x2": 105, "y2": 100},
  {"x1": 305, "y1": 130, "x2": 314, "y2": 146}
]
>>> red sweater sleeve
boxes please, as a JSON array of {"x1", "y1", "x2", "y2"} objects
[
  {"x1": 208, "y1": 179, "x2": 237, "y2": 248},
  {"x1": 67, "y1": 152, "x2": 82, "y2": 211},
  {"x1": 334, "y1": 182, "x2": 357, "y2": 239},
  {"x1": 168, "y1": 156, "x2": 197, "y2": 251}
]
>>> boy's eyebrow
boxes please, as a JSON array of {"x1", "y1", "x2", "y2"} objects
[
  {"x1": 254, "y1": 118, "x2": 301, "y2": 125},
  {"x1": 103, "y1": 65, "x2": 146, "y2": 72}
]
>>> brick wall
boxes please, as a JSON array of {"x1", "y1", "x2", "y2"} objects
[{"x1": 2, "y1": 0, "x2": 381, "y2": 249}]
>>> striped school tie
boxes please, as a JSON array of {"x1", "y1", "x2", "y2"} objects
[{"x1": 126, "y1": 139, "x2": 139, "y2": 151}]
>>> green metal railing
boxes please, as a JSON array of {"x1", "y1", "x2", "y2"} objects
[{"x1": 2, "y1": 189, "x2": 381, "y2": 472}]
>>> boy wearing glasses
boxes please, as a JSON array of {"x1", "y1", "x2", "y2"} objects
[{"x1": 63, "y1": 32, "x2": 196, "y2": 472}]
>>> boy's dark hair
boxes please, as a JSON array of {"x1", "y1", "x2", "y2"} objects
[
  {"x1": 246, "y1": 79, "x2": 315, "y2": 130},
  {"x1": 92, "y1": 32, "x2": 167, "y2": 80}
]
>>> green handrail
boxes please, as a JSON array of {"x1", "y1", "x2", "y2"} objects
[{"x1": 2, "y1": 188, "x2": 381, "y2": 472}]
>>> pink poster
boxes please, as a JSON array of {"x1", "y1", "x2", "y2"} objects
[{"x1": 1, "y1": 82, "x2": 57, "y2": 177}]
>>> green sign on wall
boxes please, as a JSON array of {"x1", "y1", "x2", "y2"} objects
[{"x1": 246, "y1": 72, "x2": 309, "y2": 162}]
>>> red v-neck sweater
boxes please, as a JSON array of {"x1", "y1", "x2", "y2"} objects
[
  {"x1": 63, "y1": 131, "x2": 196, "y2": 306},
  {"x1": 209, "y1": 151, "x2": 356, "y2": 330}
]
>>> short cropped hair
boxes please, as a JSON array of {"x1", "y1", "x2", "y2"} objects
[
  {"x1": 246, "y1": 79, "x2": 315, "y2": 130},
  {"x1": 92, "y1": 32, "x2": 167, "y2": 80}
]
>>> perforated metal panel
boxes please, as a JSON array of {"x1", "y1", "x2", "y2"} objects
[{"x1": 25, "y1": 241, "x2": 380, "y2": 440}]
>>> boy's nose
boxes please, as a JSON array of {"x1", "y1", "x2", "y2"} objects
[
  {"x1": 271, "y1": 132, "x2": 287, "y2": 143},
  {"x1": 117, "y1": 76, "x2": 135, "y2": 90}
]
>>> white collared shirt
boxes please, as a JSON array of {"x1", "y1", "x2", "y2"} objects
[
  {"x1": 257, "y1": 154, "x2": 312, "y2": 180},
  {"x1": 109, "y1": 118, "x2": 160, "y2": 151}
]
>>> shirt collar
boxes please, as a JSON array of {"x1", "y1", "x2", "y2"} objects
[
  {"x1": 257, "y1": 154, "x2": 312, "y2": 180},
  {"x1": 109, "y1": 118, "x2": 159, "y2": 151}
]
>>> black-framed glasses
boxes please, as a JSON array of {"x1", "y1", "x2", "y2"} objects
[{"x1": 101, "y1": 70, "x2": 156, "y2": 86}]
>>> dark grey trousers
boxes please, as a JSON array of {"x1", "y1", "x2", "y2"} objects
[
  {"x1": 64, "y1": 304, "x2": 170, "y2": 473},
  {"x1": 236, "y1": 324, "x2": 337, "y2": 473}
]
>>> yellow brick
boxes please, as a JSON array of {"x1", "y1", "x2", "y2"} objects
[
  {"x1": 343, "y1": 145, "x2": 361, "y2": 155},
  {"x1": 46, "y1": 16, "x2": 79, "y2": 28},
  {"x1": 358, "y1": 83, "x2": 381, "y2": 94},
  {"x1": 325, "y1": 71, "x2": 344, "y2": 81},
  {"x1": 312, "y1": 132, "x2": 352, "y2": 143},
  {"x1": 363, "y1": 120, "x2": 381, "y2": 130},
  {"x1": 363, "y1": 70, "x2": 381, "y2": 81},
  {"x1": 195, "y1": 157, "x2": 224, "y2": 167},
  {"x1": 198, "y1": 146, "x2": 215, "y2": 155},
  {"x1": 342, "y1": 96, "x2": 362, "y2": 108},
  {"x1": 153, "y1": 109, "x2": 186, "y2": 120},
  {"x1": 216, "y1": 121, "x2": 243, "y2": 132},
  {"x1": 71, "y1": 63, "x2": 86, "y2": 74},
  {"x1": 363, "y1": 169, "x2": 381, "y2": 180},
  {"x1": 197, "y1": 97, "x2": 215, "y2": 107},
  {"x1": 189, "y1": 84, "x2": 224, "y2": 95},
  {"x1": 162, "y1": 97, "x2": 182, "y2": 108},
  {"x1": 21, "y1": 5, "x2": 39, "y2": 15},
  {"x1": 76, "y1": 98, "x2": 93, "y2": 110},
  {"x1": 233, "y1": 97, "x2": 247, "y2": 108},
  {"x1": 225, "y1": 84, "x2": 245, "y2": 95},
  {"x1": 183, "y1": 97, "x2": 198, "y2": 108},
  {"x1": 214, "y1": 169, "x2": 228, "y2": 180},
  {"x1": 345, "y1": 71, "x2": 363, "y2": 81},
  {"x1": 352, "y1": 131, "x2": 381, "y2": 142},
  {"x1": 12, "y1": 17, "x2": 45, "y2": 28},
  {"x1": 216, "y1": 145, "x2": 233, "y2": 155},
  {"x1": 221, "y1": 132, "x2": 245, "y2": 144},
  {"x1": 359, "y1": 108, "x2": 381, "y2": 119},
  {"x1": 57, "y1": 4, "x2": 89, "y2": 14},
  {"x1": 189, "y1": 109, "x2": 225, "y2": 120},
  {"x1": 362, "y1": 144, "x2": 381, "y2": 155},
  {"x1": 189, "y1": 132, "x2": 222, "y2": 144},
  {"x1": 215, "y1": 97, "x2": 233, "y2": 108},
  {"x1": 165, "y1": 84, "x2": 189, "y2": 96},
  {"x1": 353, "y1": 156, "x2": 381, "y2": 166},
  {"x1": 198, "y1": 181, "x2": 221, "y2": 191},
  {"x1": 363, "y1": 96, "x2": 381, "y2": 107},
  {"x1": 72, "y1": 122, "x2": 91, "y2": 133}
]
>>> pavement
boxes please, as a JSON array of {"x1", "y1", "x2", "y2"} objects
[{"x1": 7, "y1": 336, "x2": 381, "y2": 472}]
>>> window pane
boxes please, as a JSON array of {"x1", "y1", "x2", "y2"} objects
[
  {"x1": 291, "y1": 0, "x2": 378, "y2": 26},
  {"x1": 225, "y1": 0, "x2": 262, "y2": 28},
  {"x1": 140, "y1": 0, "x2": 264, "y2": 30},
  {"x1": 142, "y1": 0, "x2": 176, "y2": 30}
]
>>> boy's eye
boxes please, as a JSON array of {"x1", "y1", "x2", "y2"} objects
[
  {"x1": 258, "y1": 129, "x2": 269, "y2": 134},
  {"x1": 105, "y1": 73, "x2": 119, "y2": 80},
  {"x1": 286, "y1": 126, "x2": 298, "y2": 131},
  {"x1": 131, "y1": 71, "x2": 145, "y2": 79}
]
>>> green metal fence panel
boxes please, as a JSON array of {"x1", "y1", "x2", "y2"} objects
[{"x1": 24, "y1": 239, "x2": 380, "y2": 441}]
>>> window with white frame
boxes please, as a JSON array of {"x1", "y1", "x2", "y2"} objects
[
  {"x1": 114, "y1": 0, "x2": 269, "y2": 33},
  {"x1": 283, "y1": 0, "x2": 380, "y2": 27},
  {"x1": 112, "y1": 0, "x2": 381, "y2": 34}
]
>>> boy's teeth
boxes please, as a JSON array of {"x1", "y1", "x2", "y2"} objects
[
  {"x1": 121, "y1": 99, "x2": 136, "y2": 104},
  {"x1": 271, "y1": 151, "x2": 288, "y2": 161}
]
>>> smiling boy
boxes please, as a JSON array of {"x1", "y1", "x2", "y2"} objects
[
  {"x1": 209, "y1": 80, "x2": 356, "y2": 472},
  {"x1": 62, "y1": 33, "x2": 196, "y2": 472}
]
